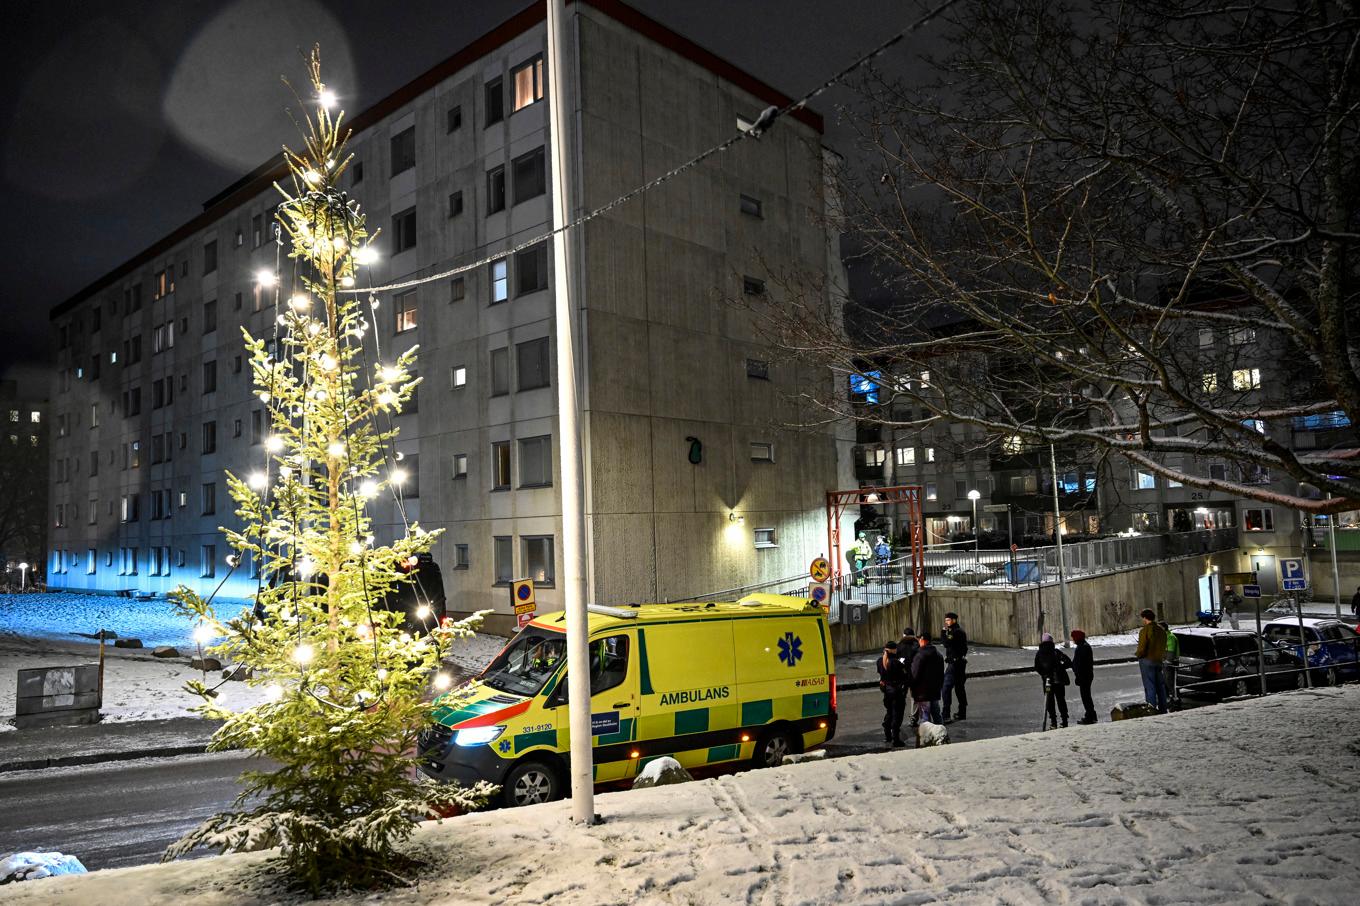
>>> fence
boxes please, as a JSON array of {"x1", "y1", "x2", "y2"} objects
[
  {"x1": 921, "y1": 528, "x2": 1239, "y2": 589},
  {"x1": 673, "y1": 555, "x2": 913, "y2": 623}
]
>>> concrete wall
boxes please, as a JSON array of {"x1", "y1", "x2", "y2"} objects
[{"x1": 1306, "y1": 549, "x2": 1360, "y2": 606}]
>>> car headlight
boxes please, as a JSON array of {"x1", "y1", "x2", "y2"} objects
[{"x1": 454, "y1": 725, "x2": 506, "y2": 747}]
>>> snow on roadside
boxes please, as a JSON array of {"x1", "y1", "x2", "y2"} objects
[
  {"x1": 6, "y1": 686, "x2": 1358, "y2": 905},
  {"x1": 0, "y1": 592, "x2": 213, "y2": 649}
]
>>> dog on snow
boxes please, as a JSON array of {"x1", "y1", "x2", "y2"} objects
[{"x1": 916, "y1": 720, "x2": 949, "y2": 747}]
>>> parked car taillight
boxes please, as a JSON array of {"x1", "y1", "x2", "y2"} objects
[{"x1": 1206, "y1": 660, "x2": 1222, "y2": 675}]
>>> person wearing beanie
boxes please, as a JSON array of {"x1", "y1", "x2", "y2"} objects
[
  {"x1": 909, "y1": 631, "x2": 945, "y2": 730},
  {"x1": 1033, "y1": 632, "x2": 1073, "y2": 728},
  {"x1": 876, "y1": 640, "x2": 909, "y2": 747},
  {"x1": 940, "y1": 612, "x2": 969, "y2": 724},
  {"x1": 1071, "y1": 629, "x2": 1096, "y2": 724}
]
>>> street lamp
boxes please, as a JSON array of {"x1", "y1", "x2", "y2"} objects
[
  {"x1": 967, "y1": 490, "x2": 981, "y2": 563},
  {"x1": 18, "y1": 562, "x2": 28, "y2": 592}
]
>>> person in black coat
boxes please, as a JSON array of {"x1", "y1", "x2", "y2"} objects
[
  {"x1": 1033, "y1": 632, "x2": 1073, "y2": 729},
  {"x1": 910, "y1": 633, "x2": 945, "y2": 726},
  {"x1": 876, "y1": 641, "x2": 909, "y2": 747},
  {"x1": 1070, "y1": 629, "x2": 1096, "y2": 724},
  {"x1": 940, "y1": 612, "x2": 969, "y2": 723}
]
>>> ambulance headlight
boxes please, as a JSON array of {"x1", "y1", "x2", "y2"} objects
[{"x1": 454, "y1": 726, "x2": 506, "y2": 747}]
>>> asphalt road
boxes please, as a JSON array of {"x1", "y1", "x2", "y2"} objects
[{"x1": 0, "y1": 663, "x2": 1199, "y2": 871}]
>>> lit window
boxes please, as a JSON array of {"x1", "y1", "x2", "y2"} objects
[
  {"x1": 925, "y1": 447, "x2": 935, "y2": 462},
  {"x1": 29, "y1": 411, "x2": 40, "y2": 424},
  {"x1": 1201, "y1": 372, "x2": 1218, "y2": 393},
  {"x1": 926, "y1": 483, "x2": 937, "y2": 500},
  {"x1": 1002, "y1": 435, "x2": 1022, "y2": 454},
  {"x1": 1231, "y1": 368, "x2": 1260, "y2": 390},
  {"x1": 1229, "y1": 327, "x2": 1256, "y2": 346},
  {"x1": 394, "y1": 290, "x2": 418, "y2": 333},
  {"x1": 490, "y1": 259, "x2": 508, "y2": 304},
  {"x1": 1133, "y1": 469, "x2": 1156, "y2": 490},
  {"x1": 1244, "y1": 508, "x2": 1274, "y2": 532},
  {"x1": 452, "y1": 453, "x2": 468, "y2": 479},
  {"x1": 512, "y1": 56, "x2": 544, "y2": 111},
  {"x1": 1242, "y1": 418, "x2": 1265, "y2": 434},
  {"x1": 451, "y1": 365, "x2": 467, "y2": 389},
  {"x1": 896, "y1": 446, "x2": 915, "y2": 466}
]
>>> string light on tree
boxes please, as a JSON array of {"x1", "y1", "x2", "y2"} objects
[{"x1": 164, "y1": 51, "x2": 492, "y2": 890}]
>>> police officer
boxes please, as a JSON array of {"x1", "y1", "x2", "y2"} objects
[
  {"x1": 940, "y1": 612, "x2": 969, "y2": 723},
  {"x1": 877, "y1": 640, "x2": 909, "y2": 747}
]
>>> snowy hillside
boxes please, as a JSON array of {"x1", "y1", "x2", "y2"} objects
[{"x1": 5, "y1": 686, "x2": 1357, "y2": 905}]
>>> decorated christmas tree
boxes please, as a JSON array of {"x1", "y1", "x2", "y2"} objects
[{"x1": 165, "y1": 49, "x2": 493, "y2": 892}]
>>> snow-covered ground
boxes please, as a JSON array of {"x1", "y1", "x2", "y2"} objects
[
  {"x1": 5, "y1": 685, "x2": 1357, "y2": 905},
  {"x1": 0, "y1": 592, "x2": 510, "y2": 732}
]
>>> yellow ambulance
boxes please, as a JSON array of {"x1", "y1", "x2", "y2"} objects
[{"x1": 417, "y1": 593, "x2": 838, "y2": 806}]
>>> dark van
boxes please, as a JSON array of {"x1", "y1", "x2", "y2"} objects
[{"x1": 379, "y1": 552, "x2": 447, "y2": 636}]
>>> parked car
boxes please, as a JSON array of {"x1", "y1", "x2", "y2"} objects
[
  {"x1": 378, "y1": 552, "x2": 447, "y2": 637},
  {"x1": 1172, "y1": 627, "x2": 1307, "y2": 701},
  {"x1": 1260, "y1": 618, "x2": 1360, "y2": 686}
]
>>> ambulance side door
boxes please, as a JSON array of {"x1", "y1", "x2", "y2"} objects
[{"x1": 549, "y1": 631, "x2": 640, "y2": 783}]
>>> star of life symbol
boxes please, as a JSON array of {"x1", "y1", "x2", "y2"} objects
[
  {"x1": 777, "y1": 632, "x2": 803, "y2": 668},
  {"x1": 498, "y1": 738, "x2": 512, "y2": 754}
]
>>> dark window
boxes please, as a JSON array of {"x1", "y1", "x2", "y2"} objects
[
  {"x1": 390, "y1": 126, "x2": 416, "y2": 176},
  {"x1": 492, "y1": 441, "x2": 511, "y2": 490},
  {"x1": 201, "y1": 482, "x2": 216, "y2": 515},
  {"x1": 91, "y1": 306, "x2": 101, "y2": 332},
  {"x1": 512, "y1": 147, "x2": 546, "y2": 204},
  {"x1": 485, "y1": 77, "x2": 504, "y2": 126},
  {"x1": 203, "y1": 240, "x2": 217, "y2": 275},
  {"x1": 447, "y1": 105, "x2": 462, "y2": 132},
  {"x1": 493, "y1": 535, "x2": 512, "y2": 583},
  {"x1": 130, "y1": 283, "x2": 142, "y2": 311},
  {"x1": 202, "y1": 360, "x2": 217, "y2": 394},
  {"x1": 252, "y1": 213, "x2": 264, "y2": 247},
  {"x1": 450, "y1": 277, "x2": 466, "y2": 302},
  {"x1": 517, "y1": 337, "x2": 550, "y2": 391},
  {"x1": 392, "y1": 207, "x2": 417, "y2": 253},
  {"x1": 518, "y1": 435, "x2": 552, "y2": 487},
  {"x1": 511, "y1": 56, "x2": 545, "y2": 112},
  {"x1": 740, "y1": 194, "x2": 763, "y2": 218},
  {"x1": 448, "y1": 190, "x2": 464, "y2": 218},
  {"x1": 202, "y1": 421, "x2": 217, "y2": 454},
  {"x1": 487, "y1": 166, "x2": 506, "y2": 214},
  {"x1": 743, "y1": 275, "x2": 766, "y2": 295},
  {"x1": 203, "y1": 299, "x2": 217, "y2": 334},
  {"x1": 399, "y1": 454, "x2": 419, "y2": 498},
  {"x1": 491, "y1": 347, "x2": 509, "y2": 395},
  {"x1": 232, "y1": 418, "x2": 242, "y2": 438},
  {"x1": 89, "y1": 354, "x2": 100, "y2": 380},
  {"x1": 452, "y1": 452, "x2": 468, "y2": 478},
  {"x1": 251, "y1": 409, "x2": 264, "y2": 444},
  {"x1": 394, "y1": 290, "x2": 417, "y2": 333},
  {"x1": 746, "y1": 358, "x2": 769, "y2": 380},
  {"x1": 351, "y1": 160, "x2": 363, "y2": 184},
  {"x1": 516, "y1": 243, "x2": 548, "y2": 294},
  {"x1": 454, "y1": 544, "x2": 469, "y2": 569},
  {"x1": 234, "y1": 292, "x2": 242, "y2": 311}
]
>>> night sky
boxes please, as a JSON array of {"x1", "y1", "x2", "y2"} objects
[{"x1": 0, "y1": 0, "x2": 909, "y2": 384}]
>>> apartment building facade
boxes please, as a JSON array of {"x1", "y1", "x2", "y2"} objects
[{"x1": 45, "y1": 0, "x2": 846, "y2": 631}]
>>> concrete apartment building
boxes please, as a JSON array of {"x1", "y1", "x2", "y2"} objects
[
  {"x1": 2, "y1": 376, "x2": 49, "y2": 581},
  {"x1": 45, "y1": 0, "x2": 848, "y2": 632}
]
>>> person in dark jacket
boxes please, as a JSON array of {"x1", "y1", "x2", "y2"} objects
[
  {"x1": 1033, "y1": 632, "x2": 1073, "y2": 729},
  {"x1": 897, "y1": 627, "x2": 919, "y2": 727},
  {"x1": 1070, "y1": 629, "x2": 1096, "y2": 724},
  {"x1": 1351, "y1": 586, "x2": 1360, "y2": 619},
  {"x1": 940, "y1": 612, "x2": 969, "y2": 723},
  {"x1": 876, "y1": 640, "x2": 909, "y2": 747},
  {"x1": 910, "y1": 632, "x2": 945, "y2": 727}
]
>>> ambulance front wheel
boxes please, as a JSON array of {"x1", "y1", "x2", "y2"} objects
[
  {"x1": 752, "y1": 726, "x2": 798, "y2": 769},
  {"x1": 502, "y1": 759, "x2": 564, "y2": 808}
]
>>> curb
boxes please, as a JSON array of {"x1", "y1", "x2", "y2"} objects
[
  {"x1": 0, "y1": 742, "x2": 217, "y2": 774},
  {"x1": 838, "y1": 655, "x2": 1140, "y2": 691}
]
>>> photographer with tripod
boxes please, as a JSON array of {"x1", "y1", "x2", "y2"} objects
[{"x1": 1033, "y1": 632, "x2": 1073, "y2": 729}]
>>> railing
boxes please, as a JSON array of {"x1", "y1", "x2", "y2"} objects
[
  {"x1": 673, "y1": 555, "x2": 914, "y2": 623},
  {"x1": 923, "y1": 528, "x2": 1239, "y2": 589}
]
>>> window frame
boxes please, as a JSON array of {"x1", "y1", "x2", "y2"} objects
[
  {"x1": 492, "y1": 440, "x2": 512, "y2": 490},
  {"x1": 511, "y1": 55, "x2": 545, "y2": 112},
  {"x1": 511, "y1": 146, "x2": 546, "y2": 204},
  {"x1": 390, "y1": 125, "x2": 416, "y2": 176},
  {"x1": 517, "y1": 434, "x2": 552, "y2": 488},
  {"x1": 521, "y1": 534, "x2": 555, "y2": 585},
  {"x1": 392, "y1": 206, "x2": 417, "y2": 254},
  {"x1": 516, "y1": 337, "x2": 551, "y2": 391},
  {"x1": 393, "y1": 289, "x2": 418, "y2": 333}
]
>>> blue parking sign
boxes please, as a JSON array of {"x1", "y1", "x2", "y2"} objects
[{"x1": 1280, "y1": 558, "x2": 1307, "y2": 591}]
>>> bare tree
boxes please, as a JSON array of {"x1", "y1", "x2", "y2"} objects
[
  {"x1": 763, "y1": 0, "x2": 1359, "y2": 513},
  {"x1": 0, "y1": 432, "x2": 47, "y2": 572}
]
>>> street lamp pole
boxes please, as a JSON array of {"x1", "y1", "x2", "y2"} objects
[
  {"x1": 18, "y1": 562, "x2": 28, "y2": 592},
  {"x1": 1328, "y1": 494, "x2": 1342, "y2": 620},
  {"x1": 1049, "y1": 444, "x2": 1071, "y2": 647},
  {"x1": 967, "y1": 489, "x2": 981, "y2": 564}
]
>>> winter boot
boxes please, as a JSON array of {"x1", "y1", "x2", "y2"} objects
[{"x1": 892, "y1": 736, "x2": 906, "y2": 748}]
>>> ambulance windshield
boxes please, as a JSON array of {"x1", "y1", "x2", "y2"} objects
[{"x1": 480, "y1": 629, "x2": 567, "y2": 697}]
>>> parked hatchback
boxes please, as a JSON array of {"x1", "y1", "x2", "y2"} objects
[
  {"x1": 1172, "y1": 627, "x2": 1307, "y2": 700},
  {"x1": 1260, "y1": 618, "x2": 1360, "y2": 687}
]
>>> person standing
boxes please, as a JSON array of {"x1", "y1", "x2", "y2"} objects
[
  {"x1": 1350, "y1": 585, "x2": 1360, "y2": 620},
  {"x1": 1033, "y1": 632, "x2": 1073, "y2": 728},
  {"x1": 1159, "y1": 620, "x2": 1180, "y2": 710},
  {"x1": 876, "y1": 641, "x2": 908, "y2": 747},
  {"x1": 1071, "y1": 629, "x2": 1096, "y2": 724},
  {"x1": 1135, "y1": 608, "x2": 1169, "y2": 713},
  {"x1": 940, "y1": 612, "x2": 969, "y2": 723},
  {"x1": 910, "y1": 632, "x2": 945, "y2": 729}
]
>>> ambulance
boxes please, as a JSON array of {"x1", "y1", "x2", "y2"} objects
[{"x1": 416, "y1": 593, "x2": 837, "y2": 807}]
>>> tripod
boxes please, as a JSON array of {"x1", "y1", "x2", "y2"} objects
[{"x1": 1040, "y1": 679, "x2": 1054, "y2": 731}]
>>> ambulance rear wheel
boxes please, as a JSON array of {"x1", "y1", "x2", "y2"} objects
[
  {"x1": 502, "y1": 759, "x2": 562, "y2": 808},
  {"x1": 752, "y1": 727, "x2": 797, "y2": 769}
]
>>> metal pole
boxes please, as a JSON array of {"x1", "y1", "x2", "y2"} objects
[
  {"x1": 1050, "y1": 443, "x2": 1071, "y2": 647},
  {"x1": 971, "y1": 497, "x2": 979, "y2": 563},
  {"x1": 1328, "y1": 496, "x2": 1342, "y2": 619},
  {"x1": 1295, "y1": 591, "x2": 1312, "y2": 688},
  {"x1": 1254, "y1": 592, "x2": 1265, "y2": 691},
  {"x1": 546, "y1": 0, "x2": 593, "y2": 825}
]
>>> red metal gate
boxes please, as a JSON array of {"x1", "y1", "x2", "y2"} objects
[{"x1": 826, "y1": 485, "x2": 925, "y2": 593}]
